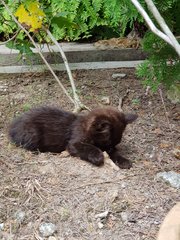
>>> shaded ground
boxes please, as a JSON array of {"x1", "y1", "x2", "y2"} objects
[{"x1": 0, "y1": 68, "x2": 179, "y2": 240}]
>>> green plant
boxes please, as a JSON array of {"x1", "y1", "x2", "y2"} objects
[
  {"x1": 22, "y1": 103, "x2": 32, "y2": 112},
  {"x1": 0, "y1": 0, "x2": 144, "y2": 42},
  {"x1": 132, "y1": 98, "x2": 140, "y2": 105},
  {"x1": 137, "y1": 0, "x2": 180, "y2": 90}
]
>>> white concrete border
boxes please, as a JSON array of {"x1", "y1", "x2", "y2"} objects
[{"x1": 0, "y1": 61, "x2": 144, "y2": 73}]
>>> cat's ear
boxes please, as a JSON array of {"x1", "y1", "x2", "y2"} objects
[{"x1": 124, "y1": 113, "x2": 138, "y2": 124}]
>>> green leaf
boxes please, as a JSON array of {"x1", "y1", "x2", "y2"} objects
[
  {"x1": 6, "y1": 40, "x2": 34, "y2": 55},
  {"x1": 51, "y1": 16, "x2": 77, "y2": 29}
]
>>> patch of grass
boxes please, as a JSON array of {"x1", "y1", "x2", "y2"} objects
[
  {"x1": 22, "y1": 103, "x2": 32, "y2": 112},
  {"x1": 132, "y1": 98, "x2": 140, "y2": 105}
]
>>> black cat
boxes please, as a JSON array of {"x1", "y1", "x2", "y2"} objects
[{"x1": 9, "y1": 106, "x2": 138, "y2": 169}]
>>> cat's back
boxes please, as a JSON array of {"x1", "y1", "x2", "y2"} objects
[
  {"x1": 10, "y1": 106, "x2": 76, "y2": 128},
  {"x1": 9, "y1": 106, "x2": 76, "y2": 152}
]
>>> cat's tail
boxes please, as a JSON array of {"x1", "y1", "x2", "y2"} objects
[{"x1": 9, "y1": 118, "x2": 39, "y2": 151}]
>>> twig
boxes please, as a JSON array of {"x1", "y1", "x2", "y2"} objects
[
  {"x1": 118, "y1": 89, "x2": 130, "y2": 112},
  {"x1": 0, "y1": 29, "x2": 20, "y2": 45},
  {"x1": 104, "y1": 152, "x2": 120, "y2": 171},
  {"x1": 45, "y1": 29, "x2": 90, "y2": 112},
  {"x1": 159, "y1": 88, "x2": 172, "y2": 132}
]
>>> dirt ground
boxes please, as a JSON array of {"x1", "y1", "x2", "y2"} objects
[{"x1": 0, "y1": 68, "x2": 179, "y2": 240}]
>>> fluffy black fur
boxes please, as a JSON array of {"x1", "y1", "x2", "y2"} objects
[{"x1": 9, "y1": 106, "x2": 138, "y2": 169}]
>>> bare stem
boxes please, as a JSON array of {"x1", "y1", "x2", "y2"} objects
[
  {"x1": 159, "y1": 88, "x2": 172, "y2": 132},
  {"x1": 144, "y1": 0, "x2": 180, "y2": 56},
  {"x1": 45, "y1": 29, "x2": 81, "y2": 108},
  {"x1": 0, "y1": 29, "x2": 20, "y2": 45},
  {"x1": 45, "y1": 29, "x2": 90, "y2": 112}
]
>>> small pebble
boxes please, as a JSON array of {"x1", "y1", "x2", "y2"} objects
[
  {"x1": 121, "y1": 182, "x2": 127, "y2": 189},
  {"x1": 156, "y1": 171, "x2": 180, "y2": 189},
  {"x1": 120, "y1": 212, "x2": 128, "y2": 222},
  {"x1": 112, "y1": 73, "x2": 126, "y2": 79},
  {"x1": 48, "y1": 237, "x2": 57, "y2": 240},
  {"x1": 15, "y1": 210, "x2": 26, "y2": 223},
  {"x1": 95, "y1": 210, "x2": 109, "y2": 219},
  {"x1": 39, "y1": 222, "x2": 57, "y2": 237},
  {"x1": 0, "y1": 223, "x2": 4, "y2": 231},
  {"x1": 101, "y1": 96, "x2": 110, "y2": 105},
  {"x1": 154, "y1": 220, "x2": 160, "y2": 225},
  {"x1": 97, "y1": 222, "x2": 104, "y2": 229}
]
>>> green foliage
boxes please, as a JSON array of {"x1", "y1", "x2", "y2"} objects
[
  {"x1": 6, "y1": 39, "x2": 34, "y2": 55},
  {"x1": 137, "y1": 0, "x2": 180, "y2": 90},
  {"x1": 22, "y1": 103, "x2": 32, "y2": 112},
  {"x1": 0, "y1": 0, "x2": 143, "y2": 41},
  {"x1": 0, "y1": 0, "x2": 18, "y2": 39}
]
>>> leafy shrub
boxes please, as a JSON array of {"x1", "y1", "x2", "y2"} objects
[
  {"x1": 0, "y1": 0, "x2": 143, "y2": 41},
  {"x1": 137, "y1": 0, "x2": 180, "y2": 90}
]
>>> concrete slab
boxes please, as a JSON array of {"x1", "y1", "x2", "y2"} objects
[
  {"x1": 0, "y1": 42, "x2": 146, "y2": 73},
  {"x1": 0, "y1": 61, "x2": 144, "y2": 73}
]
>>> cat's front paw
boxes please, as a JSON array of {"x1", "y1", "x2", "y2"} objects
[
  {"x1": 88, "y1": 150, "x2": 104, "y2": 166},
  {"x1": 116, "y1": 159, "x2": 132, "y2": 169},
  {"x1": 109, "y1": 151, "x2": 132, "y2": 169}
]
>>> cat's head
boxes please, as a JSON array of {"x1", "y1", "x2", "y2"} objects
[{"x1": 85, "y1": 107, "x2": 138, "y2": 150}]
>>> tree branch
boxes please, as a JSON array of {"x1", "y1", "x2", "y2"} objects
[
  {"x1": 0, "y1": 29, "x2": 20, "y2": 45},
  {"x1": 45, "y1": 29, "x2": 90, "y2": 112},
  {"x1": 144, "y1": 0, "x2": 180, "y2": 56},
  {"x1": 130, "y1": 0, "x2": 180, "y2": 57}
]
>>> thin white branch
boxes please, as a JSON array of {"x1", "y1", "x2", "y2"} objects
[
  {"x1": 130, "y1": 0, "x2": 180, "y2": 57},
  {"x1": 145, "y1": 0, "x2": 180, "y2": 56},
  {"x1": 46, "y1": 29, "x2": 88, "y2": 111}
]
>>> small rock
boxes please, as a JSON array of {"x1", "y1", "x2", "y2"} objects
[
  {"x1": 120, "y1": 212, "x2": 128, "y2": 222},
  {"x1": 60, "y1": 151, "x2": 69, "y2": 158},
  {"x1": 14, "y1": 210, "x2": 26, "y2": 223},
  {"x1": 39, "y1": 222, "x2": 57, "y2": 237},
  {"x1": 154, "y1": 220, "x2": 160, "y2": 225},
  {"x1": 111, "y1": 189, "x2": 119, "y2": 202},
  {"x1": 121, "y1": 182, "x2": 127, "y2": 189},
  {"x1": 97, "y1": 222, "x2": 104, "y2": 229},
  {"x1": 112, "y1": 73, "x2": 126, "y2": 79},
  {"x1": 48, "y1": 237, "x2": 57, "y2": 240},
  {"x1": 156, "y1": 171, "x2": 180, "y2": 189},
  {"x1": 101, "y1": 96, "x2": 110, "y2": 105},
  {"x1": 0, "y1": 82, "x2": 8, "y2": 93},
  {"x1": 0, "y1": 223, "x2": 4, "y2": 231},
  {"x1": 95, "y1": 210, "x2": 109, "y2": 219}
]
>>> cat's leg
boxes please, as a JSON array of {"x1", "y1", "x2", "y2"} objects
[
  {"x1": 67, "y1": 141, "x2": 104, "y2": 166},
  {"x1": 108, "y1": 148, "x2": 132, "y2": 169}
]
